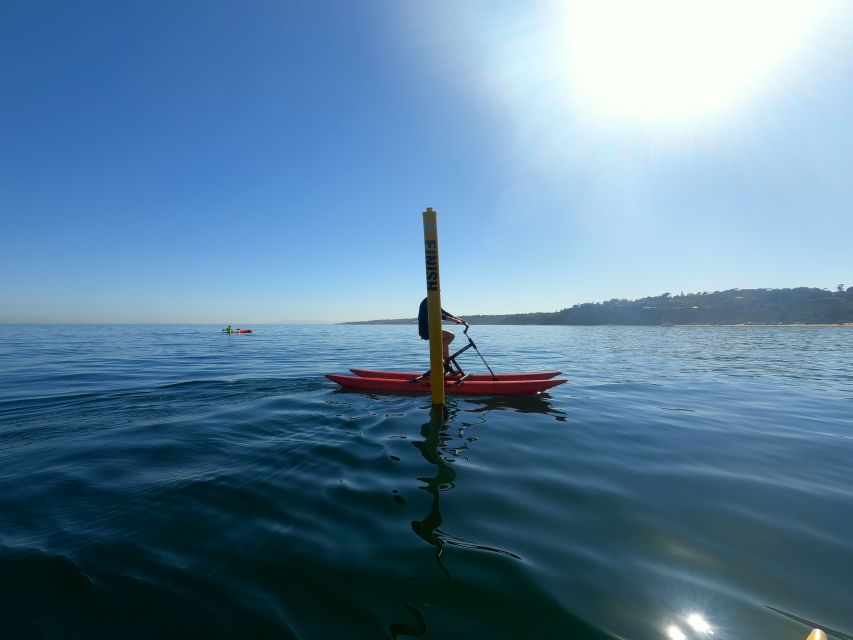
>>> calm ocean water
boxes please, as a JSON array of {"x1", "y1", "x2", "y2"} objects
[{"x1": 0, "y1": 324, "x2": 851, "y2": 639}]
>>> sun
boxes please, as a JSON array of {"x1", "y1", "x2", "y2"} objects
[{"x1": 558, "y1": 0, "x2": 833, "y2": 130}]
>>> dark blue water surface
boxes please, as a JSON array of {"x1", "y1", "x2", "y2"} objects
[{"x1": 1, "y1": 324, "x2": 851, "y2": 639}]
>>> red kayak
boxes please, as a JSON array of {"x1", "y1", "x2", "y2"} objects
[
  {"x1": 223, "y1": 329, "x2": 253, "y2": 334},
  {"x1": 326, "y1": 373, "x2": 565, "y2": 396},
  {"x1": 350, "y1": 368, "x2": 561, "y2": 381}
]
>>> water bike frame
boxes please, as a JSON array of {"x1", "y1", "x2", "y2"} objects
[{"x1": 420, "y1": 322, "x2": 497, "y2": 383}]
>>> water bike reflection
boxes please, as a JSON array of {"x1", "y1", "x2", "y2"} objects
[{"x1": 459, "y1": 394, "x2": 567, "y2": 421}]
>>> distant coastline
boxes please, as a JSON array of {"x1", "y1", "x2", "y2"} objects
[{"x1": 346, "y1": 287, "x2": 853, "y2": 326}]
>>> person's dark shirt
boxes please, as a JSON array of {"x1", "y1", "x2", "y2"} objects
[{"x1": 418, "y1": 297, "x2": 452, "y2": 340}]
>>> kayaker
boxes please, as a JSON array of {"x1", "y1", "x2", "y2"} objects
[
  {"x1": 418, "y1": 297, "x2": 465, "y2": 360},
  {"x1": 225, "y1": 325, "x2": 233, "y2": 334}
]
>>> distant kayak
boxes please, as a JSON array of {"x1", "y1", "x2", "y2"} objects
[
  {"x1": 350, "y1": 368, "x2": 561, "y2": 381},
  {"x1": 222, "y1": 329, "x2": 253, "y2": 334},
  {"x1": 326, "y1": 373, "x2": 565, "y2": 396}
]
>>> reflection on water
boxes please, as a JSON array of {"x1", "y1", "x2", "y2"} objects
[
  {"x1": 332, "y1": 388, "x2": 568, "y2": 423},
  {"x1": 410, "y1": 406, "x2": 525, "y2": 575},
  {"x1": 388, "y1": 406, "x2": 453, "y2": 638},
  {"x1": 388, "y1": 602, "x2": 429, "y2": 640},
  {"x1": 460, "y1": 394, "x2": 567, "y2": 421},
  {"x1": 662, "y1": 605, "x2": 852, "y2": 639},
  {"x1": 666, "y1": 612, "x2": 714, "y2": 639},
  {"x1": 410, "y1": 406, "x2": 457, "y2": 579},
  {"x1": 390, "y1": 404, "x2": 534, "y2": 637},
  {"x1": 686, "y1": 613, "x2": 713, "y2": 634}
]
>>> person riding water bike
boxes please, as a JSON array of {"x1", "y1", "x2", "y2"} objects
[{"x1": 418, "y1": 297, "x2": 465, "y2": 361}]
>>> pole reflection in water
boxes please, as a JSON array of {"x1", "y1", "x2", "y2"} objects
[
  {"x1": 409, "y1": 394, "x2": 566, "y2": 579},
  {"x1": 410, "y1": 405, "x2": 456, "y2": 579},
  {"x1": 388, "y1": 395, "x2": 597, "y2": 639},
  {"x1": 388, "y1": 406, "x2": 451, "y2": 639}
]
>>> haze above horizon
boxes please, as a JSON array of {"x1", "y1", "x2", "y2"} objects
[{"x1": 2, "y1": 1, "x2": 851, "y2": 324}]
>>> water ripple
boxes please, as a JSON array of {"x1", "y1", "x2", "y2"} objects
[{"x1": 0, "y1": 324, "x2": 851, "y2": 639}]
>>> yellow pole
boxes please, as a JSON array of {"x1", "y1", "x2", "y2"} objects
[{"x1": 422, "y1": 207, "x2": 445, "y2": 406}]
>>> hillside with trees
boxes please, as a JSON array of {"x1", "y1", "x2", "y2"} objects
[{"x1": 350, "y1": 287, "x2": 853, "y2": 326}]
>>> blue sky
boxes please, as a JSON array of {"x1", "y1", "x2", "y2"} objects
[{"x1": 2, "y1": 1, "x2": 851, "y2": 323}]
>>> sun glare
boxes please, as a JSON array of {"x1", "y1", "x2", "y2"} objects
[
  {"x1": 560, "y1": 0, "x2": 833, "y2": 130},
  {"x1": 666, "y1": 625, "x2": 687, "y2": 640},
  {"x1": 686, "y1": 613, "x2": 714, "y2": 634}
]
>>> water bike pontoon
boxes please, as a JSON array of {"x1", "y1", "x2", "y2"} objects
[{"x1": 327, "y1": 323, "x2": 566, "y2": 396}]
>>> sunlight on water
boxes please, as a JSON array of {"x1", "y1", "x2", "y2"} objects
[
  {"x1": 667, "y1": 626, "x2": 687, "y2": 640},
  {"x1": 687, "y1": 613, "x2": 714, "y2": 634}
]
